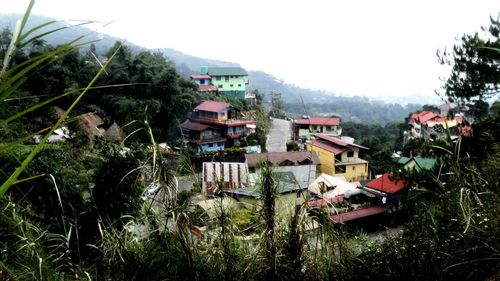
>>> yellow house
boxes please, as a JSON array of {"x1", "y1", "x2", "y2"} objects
[{"x1": 306, "y1": 133, "x2": 369, "y2": 181}]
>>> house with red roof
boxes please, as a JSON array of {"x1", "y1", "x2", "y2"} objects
[
  {"x1": 361, "y1": 173, "x2": 407, "y2": 213},
  {"x1": 190, "y1": 74, "x2": 218, "y2": 93},
  {"x1": 181, "y1": 100, "x2": 256, "y2": 152},
  {"x1": 363, "y1": 173, "x2": 406, "y2": 195},
  {"x1": 294, "y1": 116, "x2": 342, "y2": 140},
  {"x1": 407, "y1": 110, "x2": 466, "y2": 140},
  {"x1": 306, "y1": 133, "x2": 369, "y2": 181}
]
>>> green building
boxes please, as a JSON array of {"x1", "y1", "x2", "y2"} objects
[{"x1": 201, "y1": 67, "x2": 248, "y2": 99}]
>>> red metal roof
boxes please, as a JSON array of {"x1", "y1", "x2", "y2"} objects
[
  {"x1": 295, "y1": 116, "x2": 340, "y2": 126},
  {"x1": 307, "y1": 195, "x2": 344, "y2": 208},
  {"x1": 316, "y1": 133, "x2": 368, "y2": 149},
  {"x1": 195, "y1": 101, "x2": 231, "y2": 112},
  {"x1": 191, "y1": 74, "x2": 211, "y2": 79},
  {"x1": 198, "y1": 85, "x2": 218, "y2": 92},
  {"x1": 366, "y1": 173, "x2": 406, "y2": 194},
  {"x1": 307, "y1": 140, "x2": 348, "y2": 155},
  {"x1": 330, "y1": 206, "x2": 386, "y2": 223},
  {"x1": 409, "y1": 111, "x2": 443, "y2": 125}
]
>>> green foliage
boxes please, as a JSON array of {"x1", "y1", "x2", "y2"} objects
[
  {"x1": 438, "y1": 16, "x2": 500, "y2": 101},
  {"x1": 342, "y1": 121, "x2": 405, "y2": 174},
  {"x1": 286, "y1": 98, "x2": 421, "y2": 124},
  {"x1": 91, "y1": 139, "x2": 147, "y2": 227},
  {"x1": 286, "y1": 140, "x2": 300, "y2": 151}
]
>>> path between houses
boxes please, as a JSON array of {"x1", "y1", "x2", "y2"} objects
[{"x1": 266, "y1": 118, "x2": 291, "y2": 152}]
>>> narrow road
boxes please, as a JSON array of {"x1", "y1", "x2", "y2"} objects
[{"x1": 266, "y1": 118, "x2": 291, "y2": 152}]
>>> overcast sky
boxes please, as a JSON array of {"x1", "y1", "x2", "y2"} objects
[{"x1": 3, "y1": 0, "x2": 499, "y2": 102}]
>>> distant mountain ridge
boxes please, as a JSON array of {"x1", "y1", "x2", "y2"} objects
[{"x1": 1, "y1": 14, "x2": 422, "y2": 123}]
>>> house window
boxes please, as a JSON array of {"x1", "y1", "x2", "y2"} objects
[
  {"x1": 199, "y1": 79, "x2": 205, "y2": 84},
  {"x1": 225, "y1": 76, "x2": 229, "y2": 82},
  {"x1": 218, "y1": 84, "x2": 223, "y2": 88},
  {"x1": 238, "y1": 84, "x2": 241, "y2": 87},
  {"x1": 326, "y1": 126, "x2": 331, "y2": 131},
  {"x1": 352, "y1": 166, "x2": 355, "y2": 171},
  {"x1": 335, "y1": 154, "x2": 342, "y2": 162},
  {"x1": 347, "y1": 151, "x2": 354, "y2": 157},
  {"x1": 230, "y1": 84, "x2": 233, "y2": 87},
  {"x1": 216, "y1": 76, "x2": 221, "y2": 81},
  {"x1": 335, "y1": 165, "x2": 346, "y2": 173},
  {"x1": 208, "y1": 143, "x2": 214, "y2": 147}
]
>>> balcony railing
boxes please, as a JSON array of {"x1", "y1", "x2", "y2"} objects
[{"x1": 191, "y1": 116, "x2": 254, "y2": 125}]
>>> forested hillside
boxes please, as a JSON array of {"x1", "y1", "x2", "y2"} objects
[{"x1": 1, "y1": 13, "x2": 422, "y2": 124}]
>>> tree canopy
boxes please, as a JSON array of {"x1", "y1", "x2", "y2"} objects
[{"x1": 438, "y1": 16, "x2": 500, "y2": 101}]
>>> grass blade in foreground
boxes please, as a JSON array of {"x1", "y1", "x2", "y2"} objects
[{"x1": 0, "y1": 43, "x2": 124, "y2": 197}]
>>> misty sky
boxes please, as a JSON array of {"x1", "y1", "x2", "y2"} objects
[{"x1": 3, "y1": 0, "x2": 499, "y2": 101}]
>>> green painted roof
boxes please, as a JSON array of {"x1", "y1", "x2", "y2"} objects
[
  {"x1": 224, "y1": 171, "x2": 304, "y2": 198},
  {"x1": 413, "y1": 156, "x2": 437, "y2": 170},
  {"x1": 207, "y1": 67, "x2": 248, "y2": 76},
  {"x1": 397, "y1": 156, "x2": 411, "y2": 164}
]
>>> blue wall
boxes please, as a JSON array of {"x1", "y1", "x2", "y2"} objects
[{"x1": 199, "y1": 141, "x2": 225, "y2": 152}]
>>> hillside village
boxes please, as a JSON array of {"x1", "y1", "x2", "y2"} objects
[
  {"x1": 133, "y1": 65, "x2": 478, "y2": 238},
  {"x1": 1, "y1": 6, "x2": 499, "y2": 281}
]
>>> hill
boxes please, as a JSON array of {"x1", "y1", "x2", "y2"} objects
[{"x1": 1, "y1": 13, "x2": 421, "y2": 123}]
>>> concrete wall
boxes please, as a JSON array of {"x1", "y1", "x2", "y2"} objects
[
  {"x1": 307, "y1": 144, "x2": 368, "y2": 181},
  {"x1": 307, "y1": 144, "x2": 335, "y2": 175},
  {"x1": 218, "y1": 108, "x2": 229, "y2": 121},
  {"x1": 333, "y1": 162, "x2": 368, "y2": 181},
  {"x1": 236, "y1": 191, "x2": 307, "y2": 219},
  {"x1": 200, "y1": 129, "x2": 222, "y2": 140},
  {"x1": 212, "y1": 75, "x2": 246, "y2": 92},
  {"x1": 200, "y1": 141, "x2": 224, "y2": 152}
]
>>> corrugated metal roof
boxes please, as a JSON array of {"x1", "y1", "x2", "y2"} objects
[
  {"x1": 399, "y1": 156, "x2": 437, "y2": 171},
  {"x1": 195, "y1": 100, "x2": 231, "y2": 112},
  {"x1": 315, "y1": 133, "x2": 368, "y2": 149},
  {"x1": 207, "y1": 67, "x2": 248, "y2": 76},
  {"x1": 330, "y1": 206, "x2": 386, "y2": 223},
  {"x1": 412, "y1": 156, "x2": 437, "y2": 170},
  {"x1": 295, "y1": 116, "x2": 340, "y2": 126},
  {"x1": 366, "y1": 173, "x2": 406, "y2": 194},
  {"x1": 307, "y1": 140, "x2": 349, "y2": 155},
  {"x1": 191, "y1": 74, "x2": 211, "y2": 79},
  {"x1": 244, "y1": 151, "x2": 320, "y2": 168},
  {"x1": 180, "y1": 120, "x2": 210, "y2": 131},
  {"x1": 198, "y1": 85, "x2": 218, "y2": 92}
]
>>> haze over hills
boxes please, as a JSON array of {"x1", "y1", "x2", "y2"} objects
[{"x1": 1, "y1": 14, "x2": 426, "y2": 123}]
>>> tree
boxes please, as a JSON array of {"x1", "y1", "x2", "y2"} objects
[
  {"x1": 468, "y1": 99, "x2": 490, "y2": 119},
  {"x1": 437, "y1": 16, "x2": 500, "y2": 101},
  {"x1": 422, "y1": 104, "x2": 440, "y2": 113},
  {"x1": 270, "y1": 92, "x2": 285, "y2": 118}
]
